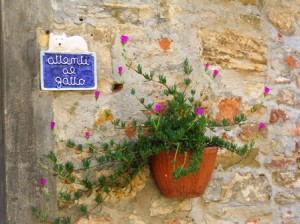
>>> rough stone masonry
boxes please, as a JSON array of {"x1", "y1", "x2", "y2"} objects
[{"x1": 1, "y1": 0, "x2": 300, "y2": 223}]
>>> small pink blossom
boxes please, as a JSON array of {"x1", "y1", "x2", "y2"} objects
[
  {"x1": 264, "y1": 86, "x2": 270, "y2": 95},
  {"x1": 155, "y1": 104, "x2": 161, "y2": 113},
  {"x1": 196, "y1": 108, "x2": 204, "y2": 115},
  {"x1": 95, "y1": 91, "x2": 100, "y2": 100},
  {"x1": 118, "y1": 66, "x2": 123, "y2": 75},
  {"x1": 40, "y1": 178, "x2": 46, "y2": 187},
  {"x1": 205, "y1": 63, "x2": 209, "y2": 70},
  {"x1": 50, "y1": 121, "x2": 55, "y2": 130},
  {"x1": 85, "y1": 131, "x2": 90, "y2": 139},
  {"x1": 259, "y1": 122, "x2": 265, "y2": 130},
  {"x1": 120, "y1": 35, "x2": 128, "y2": 44},
  {"x1": 213, "y1": 69, "x2": 219, "y2": 77}
]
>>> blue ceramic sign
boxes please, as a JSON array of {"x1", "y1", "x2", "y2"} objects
[{"x1": 40, "y1": 52, "x2": 97, "y2": 90}]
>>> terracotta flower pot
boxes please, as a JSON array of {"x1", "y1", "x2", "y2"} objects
[{"x1": 150, "y1": 147, "x2": 218, "y2": 198}]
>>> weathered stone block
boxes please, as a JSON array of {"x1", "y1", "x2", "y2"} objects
[
  {"x1": 216, "y1": 96, "x2": 241, "y2": 124},
  {"x1": 268, "y1": 156, "x2": 293, "y2": 169},
  {"x1": 275, "y1": 191, "x2": 300, "y2": 205},
  {"x1": 205, "y1": 203, "x2": 272, "y2": 222},
  {"x1": 221, "y1": 173, "x2": 271, "y2": 203},
  {"x1": 277, "y1": 89, "x2": 295, "y2": 106},
  {"x1": 77, "y1": 214, "x2": 111, "y2": 224},
  {"x1": 163, "y1": 218, "x2": 195, "y2": 224},
  {"x1": 272, "y1": 171, "x2": 300, "y2": 188},
  {"x1": 239, "y1": 14, "x2": 262, "y2": 30},
  {"x1": 216, "y1": 148, "x2": 260, "y2": 170},
  {"x1": 150, "y1": 197, "x2": 191, "y2": 216},
  {"x1": 274, "y1": 76, "x2": 291, "y2": 84},
  {"x1": 285, "y1": 56, "x2": 298, "y2": 69},
  {"x1": 239, "y1": 123, "x2": 267, "y2": 141},
  {"x1": 120, "y1": 215, "x2": 146, "y2": 224},
  {"x1": 239, "y1": 0, "x2": 256, "y2": 4},
  {"x1": 270, "y1": 109, "x2": 290, "y2": 123},
  {"x1": 199, "y1": 29, "x2": 267, "y2": 73},
  {"x1": 268, "y1": 9, "x2": 294, "y2": 35}
]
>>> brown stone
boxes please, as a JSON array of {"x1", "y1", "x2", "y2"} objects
[
  {"x1": 270, "y1": 109, "x2": 290, "y2": 123},
  {"x1": 297, "y1": 76, "x2": 300, "y2": 88},
  {"x1": 124, "y1": 124, "x2": 137, "y2": 139},
  {"x1": 268, "y1": 10, "x2": 294, "y2": 35},
  {"x1": 290, "y1": 123, "x2": 300, "y2": 136},
  {"x1": 275, "y1": 192, "x2": 300, "y2": 205},
  {"x1": 199, "y1": 29, "x2": 267, "y2": 73},
  {"x1": 296, "y1": 141, "x2": 300, "y2": 152},
  {"x1": 77, "y1": 214, "x2": 111, "y2": 224},
  {"x1": 285, "y1": 56, "x2": 298, "y2": 69},
  {"x1": 239, "y1": 14, "x2": 262, "y2": 30},
  {"x1": 272, "y1": 171, "x2": 300, "y2": 188},
  {"x1": 239, "y1": 123, "x2": 267, "y2": 141},
  {"x1": 239, "y1": 0, "x2": 256, "y2": 5},
  {"x1": 163, "y1": 218, "x2": 195, "y2": 224},
  {"x1": 94, "y1": 109, "x2": 114, "y2": 127},
  {"x1": 270, "y1": 157, "x2": 293, "y2": 169},
  {"x1": 217, "y1": 148, "x2": 260, "y2": 170},
  {"x1": 277, "y1": 89, "x2": 295, "y2": 106},
  {"x1": 216, "y1": 96, "x2": 242, "y2": 124}
]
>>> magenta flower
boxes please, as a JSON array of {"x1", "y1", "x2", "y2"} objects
[
  {"x1": 155, "y1": 104, "x2": 161, "y2": 113},
  {"x1": 213, "y1": 69, "x2": 219, "y2": 77},
  {"x1": 196, "y1": 108, "x2": 204, "y2": 115},
  {"x1": 264, "y1": 86, "x2": 270, "y2": 95},
  {"x1": 259, "y1": 122, "x2": 265, "y2": 130},
  {"x1": 120, "y1": 35, "x2": 128, "y2": 44},
  {"x1": 85, "y1": 131, "x2": 90, "y2": 139},
  {"x1": 205, "y1": 63, "x2": 209, "y2": 70},
  {"x1": 40, "y1": 178, "x2": 46, "y2": 187},
  {"x1": 95, "y1": 90, "x2": 100, "y2": 100},
  {"x1": 118, "y1": 66, "x2": 123, "y2": 75},
  {"x1": 50, "y1": 121, "x2": 55, "y2": 130}
]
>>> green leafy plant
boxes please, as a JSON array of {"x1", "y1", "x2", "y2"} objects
[{"x1": 33, "y1": 35, "x2": 269, "y2": 223}]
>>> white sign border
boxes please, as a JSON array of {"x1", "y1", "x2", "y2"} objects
[{"x1": 40, "y1": 51, "x2": 97, "y2": 91}]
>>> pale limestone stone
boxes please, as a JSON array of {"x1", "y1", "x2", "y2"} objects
[
  {"x1": 221, "y1": 173, "x2": 271, "y2": 203},
  {"x1": 199, "y1": 29, "x2": 267, "y2": 73},
  {"x1": 120, "y1": 215, "x2": 146, "y2": 224},
  {"x1": 150, "y1": 197, "x2": 192, "y2": 216},
  {"x1": 205, "y1": 203, "x2": 272, "y2": 222},
  {"x1": 277, "y1": 89, "x2": 295, "y2": 106},
  {"x1": 275, "y1": 76, "x2": 291, "y2": 84},
  {"x1": 77, "y1": 214, "x2": 111, "y2": 224}
]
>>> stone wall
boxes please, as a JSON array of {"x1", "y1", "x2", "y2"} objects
[
  {"x1": 2, "y1": 0, "x2": 300, "y2": 223},
  {"x1": 45, "y1": 1, "x2": 300, "y2": 223}
]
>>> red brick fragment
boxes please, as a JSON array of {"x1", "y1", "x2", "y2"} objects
[
  {"x1": 285, "y1": 55, "x2": 298, "y2": 69},
  {"x1": 159, "y1": 38, "x2": 172, "y2": 52},
  {"x1": 270, "y1": 109, "x2": 290, "y2": 123},
  {"x1": 216, "y1": 96, "x2": 241, "y2": 124},
  {"x1": 271, "y1": 158, "x2": 293, "y2": 168}
]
